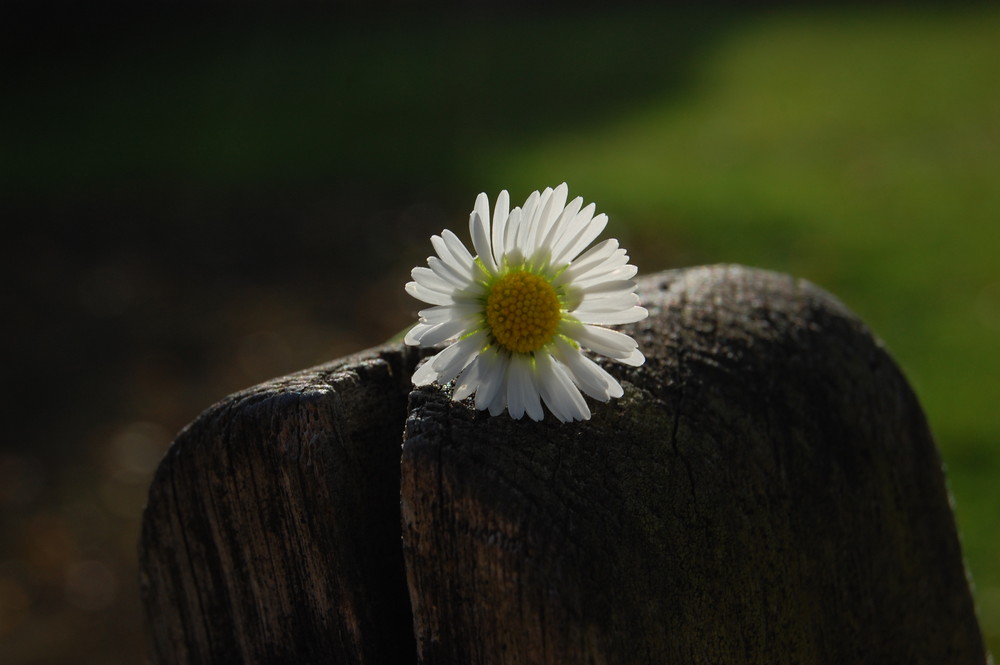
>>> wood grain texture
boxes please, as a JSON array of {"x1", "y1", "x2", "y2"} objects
[
  {"x1": 139, "y1": 265, "x2": 986, "y2": 664},
  {"x1": 139, "y1": 343, "x2": 427, "y2": 665},
  {"x1": 400, "y1": 265, "x2": 986, "y2": 664}
]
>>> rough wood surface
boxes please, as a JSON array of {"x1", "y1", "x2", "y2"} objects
[
  {"x1": 139, "y1": 343, "x2": 428, "y2": 665},
  {"x1": 400, "y1": 265, "x2": 985, "y2": 664},
  {"x1": 139, "y1": 264, "x2": 986, "y2": 664}
]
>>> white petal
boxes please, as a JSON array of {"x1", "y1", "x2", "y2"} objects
[
  {"x1": 552, "y1": 203, "x2": 597, "y2": 251},
  {"x1": 506, "y1": 353, "x2": 543, "y2": 421},
  {"x1": 574, "y1": 280, "x2": 638, "y2": 300},
  {"x1": 474, "y1": 192, "x2": 491, "y2": 230},
  {"x1": 539, "y1": 195, "x2": 583, "y2": 256},
  {"x1": 412, "y1": 354, "x2": 442, "y2": 386},
  {"x1": 621, "y1": 348, "x2": 646, "y2": 367},
  {"x1": 469, "y1": 210, "x2": 498, "y2": 276},
  {"x1": 522, "y1": 366, "x2": 544, "y2": 421},
  {"x1": 550, "y1": 202, "x2": 595, "y2": 260},
  {"x1": 535, "y1": 352, "x2": 590, "y2": 422},
  {"x1": 488, "y1": 392, "x2": 507, "y2": 416},
  {"x1": 440, "y1": 230, "x2": 476, "y2": 271},
  {"x1": 411, "y1": 266, "x2": 456, "y2": 293},
  {"x1": 565, "y1": 251, "x2": 631, "y2": 286},
  {"x1": 452, "y1": 356, "x2": 482, "y2": 401},
  {"x1": 562, "y1": 321, "x2": 639, "y2": 362},
  {"x1": 428, "y1": 256, "x2": 472, "y2": 289},
  {"x1": 502, "y1": 207, "x2": 523, "y2": 261},
  {"x1": 560, "y1": 271, "x2": 636, "y2": 314},
  {"x1": 431, "y1": 234, "x2": 473, "y2": 277},
  {"x1": 573, "y1": 264, "x2": 638, "y2": 291},
  {"x1": 476, "y1": 347, "x2": 510, "y2": 416},
  {"x1": 417, "y1": 303, "x2": 480, "y2": 324},
  {"x1": 573, "y1": 307, "x2": 649, "y2": 325},
  {"x1": 516, "y1": 190, "x2": 543, "y2": 256},
  {"x1": 475, "y1": 348, "x2": 508, "y2": 412},
  {"x1": 569, "y1": 294, "x2": 641, "y2": 317},
  {"x1": 554, "y1": 240, "x2": 620, "y2": 286},
  {"x1": 531, "y1": 183, "x2": 567, "y2": 254},
  {"x1": 505, "y1": 361, "x2": 525, "y2": 419},
  {"x1": 491, "y1": 190, "x2": 510, "y2": 266},
  {"x1": 430, "y1": 331, "x2": 487, "y2": 384},
  {"x1": 415, "y1": 316, "x2": 477, "y2": 346},
  {"x1": 552, "y1": 213, "x2": 608, "y2": 266},
  {"x1": 406, "y1": 281, "x2": 453, "y2": 306},
  {"x1": 552, "y1": 339, "x2": 624, "y2": 401},
  {"x1": 573, "y1": 292, "x2": 641, "y2": 312},
  {"x1": 506, "y1": 354, "x2": 534, "y2": 420},
  {"x1": 520, "y1": 190, "x2": 540, "y2": 230},
  {"x1": 551, "y1": 339, "x2": 607, "y2": 400},
  {"x1": 404, "y1": 323, "x2": 435, "y2": 346},
  {"x1": 532, "y1": 353, "x2": 567, "y2": 421}
]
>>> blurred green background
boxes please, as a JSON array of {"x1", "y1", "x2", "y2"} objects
[{"x1": 2, "y1": 4, "x2": 997, "y2": 662}]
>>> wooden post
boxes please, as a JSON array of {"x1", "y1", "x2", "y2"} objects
[
  {"x1": 140, "y1": 265, "x2": 987, "y2": 664},
  {"x1": 139, "y1": 344, "x2": 426, "y2": 664}
]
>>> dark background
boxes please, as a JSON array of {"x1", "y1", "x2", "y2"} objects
[{"x1": 2, "y1": 3, "x2": 998, "y2": 662}]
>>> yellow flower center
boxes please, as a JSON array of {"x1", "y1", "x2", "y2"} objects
[{"x1": 486, "y1": 271, "x2": 562, "y2": 354}]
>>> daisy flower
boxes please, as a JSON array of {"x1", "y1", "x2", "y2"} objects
[{"x1": 404, "y1": 183, "x2": 648, "y2": 422}]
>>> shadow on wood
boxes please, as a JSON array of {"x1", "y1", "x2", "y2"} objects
[
  {"x1": 140, "y1": 265, "x2": 987, "y2": 664},
  {"x1": 139, "y1": 344, "x2": 426, "y2": 664}
]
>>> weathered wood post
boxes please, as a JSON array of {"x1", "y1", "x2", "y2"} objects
[{"x1": 139, "y1": 265, "x2": 987, "y2": 664}]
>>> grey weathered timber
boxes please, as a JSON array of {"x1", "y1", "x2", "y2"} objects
[
  {"x1": 139, "y1": 343, "x2": 427, "y2": 665},
  {"x1": 400, "y1": 265, "x2": 985, "y2": 664},
  {"x1": 140, "y1": 264, "x2": 987, "y2": 665}
]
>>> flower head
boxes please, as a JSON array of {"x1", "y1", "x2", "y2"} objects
[{"x1": 405, "y1": 183, "x2": 648, "y2": 422}]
